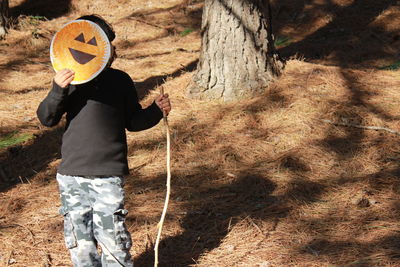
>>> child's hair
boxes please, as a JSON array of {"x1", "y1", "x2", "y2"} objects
[{"x1": 76, "y1": 14, "x2": 115, "y2": 42}]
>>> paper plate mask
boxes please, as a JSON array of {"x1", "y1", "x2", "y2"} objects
[{"x1": 50, "y1": 20, "x2": 111, "y2": 84}]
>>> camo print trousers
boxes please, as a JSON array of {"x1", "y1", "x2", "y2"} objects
[{"x1": 56, "y1": 173, "x2": 133, "y2": 267}]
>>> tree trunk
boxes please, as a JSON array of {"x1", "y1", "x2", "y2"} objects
[
  {"x1": 0, "y1": 0, "x2": 9, "y2": 39},
  {"x1": 187, "y1": 0, "x2": 283, "y2": 101}
]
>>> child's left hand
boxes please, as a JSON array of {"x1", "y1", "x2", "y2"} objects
[{"x1": 155, "y1": 93, "x2": 171, "y2": 116}]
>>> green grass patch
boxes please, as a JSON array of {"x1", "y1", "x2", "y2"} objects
[
  {"x1": 379, "y1": 61, "x2": 400, "y2": 71},
  {"x1": 29, "y1": 16, "x2": 47, "y2": 21},
  {"x1": 180, "y1": 28, "x2": 194, "y2": 37},
  {"x1": 275, "y1": 36, "x2": 291, "y2": 48},
  {"x1": 0, "y1": 132, "x2": 33, "y2": 149},
  {"x1": 24, "y1": 15, "x2": 48, "y2": 27}
]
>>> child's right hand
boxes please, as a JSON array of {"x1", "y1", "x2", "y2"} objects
[{"x1": 54, "y1": 69, "x2": 75, "y2": 88}]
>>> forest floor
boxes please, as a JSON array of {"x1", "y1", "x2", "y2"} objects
[{"x1": 0, "y1": 0, "x2": 400, "y2": 266}]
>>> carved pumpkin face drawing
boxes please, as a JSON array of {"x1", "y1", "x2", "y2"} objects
[{"x1": 50, "y1": 20, "x2": 111, "y2": 84}]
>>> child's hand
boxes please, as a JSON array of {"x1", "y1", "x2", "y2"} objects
[
  {"x1": 54, "y1": 69, "x2": 75, "y2": 88},
  {"x1": 155, "y1": 93, "x2": 171, "y2": 116}
]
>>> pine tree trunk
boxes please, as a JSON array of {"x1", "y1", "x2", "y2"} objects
[
  {"x1": 187, "y1": 0, "x2": 283, "y2": 101},
  {"x1": 0, "y1": 0, "x2": 9, "y2": 39}
]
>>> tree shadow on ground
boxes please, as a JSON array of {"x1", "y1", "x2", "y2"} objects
[
  {"x1": 128, "y1": 72, "x2": 400, "y2": 264},
  {"x1": 296, "y1": 164, "x2": 400, "y2": 265},
  {"x1": 306, "y1": 74, "x2": 400, "y2": 264},
  {"x1": 340, "y1": 69, "x2": 400, "y2": 121},
  {"x1": 0, "y1": 35, "x2": 51, "y2": 80},
  {"x1": 273, "y1": 0, "x2": 397, "y2": 66},
  {"x1": 131, "y1": 164, "x2": 327, "y2": 266},
  {"x1": 301, "y1": 234, "x2": 400, "y2": 266},
  {"x1": 128, "y1": 94, "x2": 328, "y2": 265},
  {"x1": 135, "y1": 59, "x2": 198, "y2": 100},
  {"x1": 10, "y1": 0, "x2": 71, "y2": 19},
  {"x1": 125, "y1": 0, "x2": 203, "y2": 29},
  {"x1": 311, "y1": 69, "x2": 400, "y2": 263},
  {"x1": 0, "y1": 126, "x2": 63, "y2": 192},
  {"x1": 133, "y1": 173, "x2": 284, "y2": 266}
]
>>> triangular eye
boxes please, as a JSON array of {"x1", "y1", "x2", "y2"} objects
[
  {"x1": 75, "y1": 33, "x2": 85, "y2": 43},
  {"x1": 87, "y1": 37, "x2": 97, "y2": 46}
]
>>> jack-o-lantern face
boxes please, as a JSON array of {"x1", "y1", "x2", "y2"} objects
[{"x1": 50, "y1": 20, "x2": 111, "y2": 84}]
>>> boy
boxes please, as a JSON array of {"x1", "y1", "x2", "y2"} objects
[{"x1": 37, "y1": 15, "x2": 171, "y2": 266}]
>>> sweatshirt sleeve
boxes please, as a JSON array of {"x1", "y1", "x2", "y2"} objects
[
  {"x1": 124, "y1": 77, "x2": 163, "y2": 132},
  {"x1": 36, "y1": 82, "x2": 69, "y2": 127}
]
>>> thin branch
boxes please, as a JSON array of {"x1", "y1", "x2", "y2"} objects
[
  {"x1": 154, "y1": 86, "x2": 172, "y2": 267},
  {"x1": 128, "y1": 17, "x2": 168, "y2": 30},
  {"x1": 320, "y1": 119, "x2": 400, "y2": 136}
]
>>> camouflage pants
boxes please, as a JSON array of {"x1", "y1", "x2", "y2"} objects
[{"x1": 56, "y1": 173, "x2": 133, "y2": 267}]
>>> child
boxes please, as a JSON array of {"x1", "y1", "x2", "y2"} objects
[{"x1": 37, "y1": 15, "x2": 171, "y2": 267}]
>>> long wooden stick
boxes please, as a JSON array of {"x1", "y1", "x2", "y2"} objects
[{"x1": 154, "y1": 86, "x2": 171, "y2": 267}]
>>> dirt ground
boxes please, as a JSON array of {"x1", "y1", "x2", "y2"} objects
[{"x1": 0, "y1": 0, "x2": 400, "y2": 266}]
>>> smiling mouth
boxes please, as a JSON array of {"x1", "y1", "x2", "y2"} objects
[{"x1": 68, "y1": 48, "x2": 96, "y2": 65}]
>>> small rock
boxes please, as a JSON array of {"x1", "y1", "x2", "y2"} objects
[{"x1": 8, "y1": 258, "x2": 17, "y2": 264}]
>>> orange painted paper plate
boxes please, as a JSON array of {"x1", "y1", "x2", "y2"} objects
[{"x1": 50, "y1": 20, "x2": 111, "y2": 84}]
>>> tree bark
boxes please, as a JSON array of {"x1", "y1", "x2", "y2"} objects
[
  {"x1": 0, "y1": 0, "x2": 9, "y2": 39},
  {"x1": 187, "y1": 0, "x2": 283, "y2": 101}
]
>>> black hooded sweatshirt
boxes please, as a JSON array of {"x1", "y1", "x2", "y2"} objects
[{"x1": 37, "y1": 68, "x2": 163, "y2": 176}]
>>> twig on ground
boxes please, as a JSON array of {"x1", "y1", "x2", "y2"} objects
[
  {"x1": 247, "y1": 217, "x2": 264, "y2": 236},
  {"x1": 227, "y1": 217, "x2": 233, "y2": 232},
  {"x1": 128, "y1": 18, "x2": 167, "y2": 30},
  {"x1": 154, "y1": 86, "x2": 172, "y2": 267},
  {"x1": 320, "y1": 119, "x2": 400, "y2": 136},
  {"x1": 190, "y1": 236, "x2": 201, "y2": 253}
]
